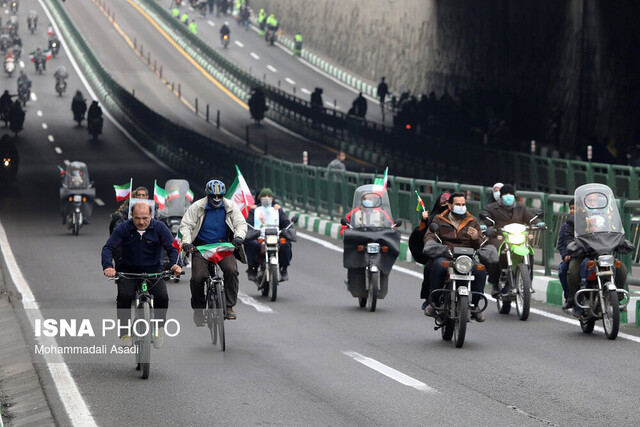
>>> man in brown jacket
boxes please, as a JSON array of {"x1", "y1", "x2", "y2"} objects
[{"x1": 423, "y1": 192, "x2": 487, "y2": 321}]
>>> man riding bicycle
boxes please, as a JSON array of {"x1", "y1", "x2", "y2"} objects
[
  {"x1": 180, "y1": 179, "x2": 247, "y2": 324},
  {"x1": 102, "y1": 201, "x2": 182, "y2": 348}
]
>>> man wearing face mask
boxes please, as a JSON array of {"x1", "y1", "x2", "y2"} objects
[
  {"x1": 245, "y1": 188, "x2": 293, "y2": 282},
  {"x1": 483, "y1": 184, "x2": 545, "y2": 297},
  {"x1": 491, "y1": 182, "x2": 504, "y2": 203},
  {"x1": 179, "y1": 179, "x2": 247, "y2": 324},
  {"x1": 423, "y1": 192, "x2": 487, "y2": 321}
]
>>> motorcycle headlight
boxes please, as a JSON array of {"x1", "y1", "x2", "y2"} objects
[
  {"x1": 507, "y1": 233, "x2": 526, "y2": 245},
  {"x1": 3, "y1": 159, "x2": 9, "y2": 166},
  {"x1": 597, "y1": 255, "x2": 614, "y2": 267},
  {"x1": 367, "y1": 243, "x2": 380, "y2": 254},
  {"x1": 265, "y1": 235, "x2": 278, "y2": 245},
  {"x1": 454, "y1": 255, "x2": 473, "y2": 274},
  {"x1": 73, "y1": 194, "x2": 82, "y2": 202}
]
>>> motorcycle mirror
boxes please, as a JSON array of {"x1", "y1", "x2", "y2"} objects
[
  {"x1": 340, "y1": 218, "x2": 349, "y2": 226},
  {"x1": 428, "y1": 223, "x2": 439, "y2": 233},
  {"x1": 291, "y1": 216, "x2": 299, "y2": 224},
  {"x1": 535, "y1": 210, "x2": 544, "y2": 218},
  {"x1": 394, "y1": 219, "x2": 402, "y2": 227},
  {"x1": 479, "y1": 211, "x2": 488, "y2": 221},
  {"x1": 485, "y1": 226, "x2": 497, "y2": 238}
]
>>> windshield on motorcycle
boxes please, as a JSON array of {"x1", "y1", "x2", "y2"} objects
[
  {"x1": 574, "y1": 183, "x2": 625, "y2": 254},
  {"x1": 62, "y1": 161, "x2": 90, "y2": 189},
  {"x1": 349, "y1": 184, "x2": 394, "y2": 229},
  {"x1": 157, "y1": 179, "x2": 192, "y2": 218}
]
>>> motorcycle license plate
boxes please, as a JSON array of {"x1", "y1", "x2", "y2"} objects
[{"x1": 450, "y1": 274, "x2": 473, "y2": 281}]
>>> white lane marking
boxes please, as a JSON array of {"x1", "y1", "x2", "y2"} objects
[
  {"x1": 267, "y1": 65, "x2": 277, "y2": 73},
  {"x1": 31, "y1": 92, "x2": 37, "y2": 101},
  {"x1": 42, "y1": 123, "x2": 48, "y2": 129},
  {"x1": 299, "y1": 232, "x2": 640, "y2": 343},
  {"x1": 37, "y1": 110, "x2": 43, "y2": 117},
  {"x1": 250, "y1": 52, "x2": 260, "y2": 60},
  {"x1": 207, "y1": 20, "x2": 215, "y2": 27},
  {"x1": 237, "y1": 291, "x2": 274, "y2": 313},
  {"x1": 343, "y1": 351, "x2": 436, "y2": 392},
  {"x1": 48, "y1": 135, "x2": 54, "y2": 142},
  {"x1": 19, "y1": 60, "x2": 24, "y2": 68},
  {"x1": 285, "y1": 77, "x2": 295, "y2": 85},
  {"x1": 301, "y1": 88, "x2": 311, "y2": 95},
  {"x1": 54, "y1": 147, "x2": 62, "y2": 154},
  {"x1": 0, "y1": 220, "x2": 98, "y2": 426},
  {"x1": 234, "y1": 40, "x2": 244, "y2": 47},
  {"x1": 94, "y1": 198, "x2": 105, "y2": 206}
]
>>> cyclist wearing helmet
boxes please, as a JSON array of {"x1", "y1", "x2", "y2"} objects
[{"x1": 179, "y1": 179, "x2": 247, "y2": 323}]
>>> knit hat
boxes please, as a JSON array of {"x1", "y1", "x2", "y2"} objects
[
  {"x1": 259, "y1": 187, "x2": 274, "y2": 198},
  {"x1": 500, "y1": 184, "x2": 515, "y2": 196},
  {"x1": 439, "y1": 192, "x2": 451, "y2": 204}
]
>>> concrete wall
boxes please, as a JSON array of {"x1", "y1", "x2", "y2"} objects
[{"x1": 251, "y1": 0, "x2": 640, "y2": 157}]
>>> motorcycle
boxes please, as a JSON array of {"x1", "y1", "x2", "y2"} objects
[
  {"x1": 4, "y1": 57, "x2": 14, "y2": 76},
  {"x1": 249, "y1": 89, "x2": 268, "y2": 124},
  {"x1": 49, "y1": 39, "x2": 60, "y2": 57},
  {"x1": 221, "y1": 34, "x2": 229, "y2": 48},
  {"x1": 10, "y1": 0, "x2": 18, "y2": 14},
  {"x1": 157, "y1": 178, "x2": 193, "y2": 278},
  {"x1": 0, "y1": 138, "x2": 18, "y2": 181},
  {"x1": 27, "y1": 12, "x2": 37, "y2": 34},
  {"x1": 34, "y1": 57, "x2": 45, "y2": 74},
  {"x1": 569, "y1": 183, "x2": 633, "y2": 340},
  {"x1": 424, "y1": 223, "x2": 490, "y2": 348},
  {"x1": 88, "y1": 116, "x2": 103, "y2": 139},
  {"x1": 59, "y1": 161, "x2": 95, "y2": 236},
  {"x1": 341, "y1": 184, "x2": 401, "y2": 311},
  {"x1": 246, "y1": 217, "x2": 298, "y2": 301},
  {"x1": 9, "y1": 106, "x2": 24, "y2": 135},
  {"x1": 72, "y1": 99, "x2": 87, "y2": 126},
  {"x1": 480, "y1": 211, "x2": 546, "y2": 320},
  {"x1": 17, "y1": 83, "x2": 28, "y2": 107},
  {"x1": 55, "y1": 77, "x2": 67, "y2": 96}
]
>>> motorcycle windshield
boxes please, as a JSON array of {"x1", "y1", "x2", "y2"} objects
[
  {"x1": 62, "y1": 161, "x2": 90, "y2": 189},
  {"x1": 573, "y1": 183, "x2": 625, "y2": 254},
  {"x1": 349, "y1": 184, "x2": 394, "y2": 228},
  {"x1": 343, "y1": 227, "x2": 401, "y2": 275},
  {"x1": 158, "y1": 179, "x2": 192, "y2": 218},
  {"x1": 253, "y1": 206, "x2": 279, "y2": 228}
]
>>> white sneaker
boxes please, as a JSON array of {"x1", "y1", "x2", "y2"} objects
[{"x1": 153, "y1": 327, "x2": 164, "y2": 349}]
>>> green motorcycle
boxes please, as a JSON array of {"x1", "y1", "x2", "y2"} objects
[{"x1": 480, "y1": 212, "x2": 545, "y2": 321}]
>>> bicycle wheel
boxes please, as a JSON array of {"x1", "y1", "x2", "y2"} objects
[
  {"x1": 206, "y1": 282, "x2": 217, "y2": 346},
  {"x1": 136, "y1": 301, "x2": 151, "y2": 379},
  {"x1": 269, "y1": 263, "x2": 278, "y2": 302},
  {"x1": 215, "y1": 280, "x2": 226, "y2": 351},
  {"x1": 454, "y1": 294, "x2": 468, "y2": 348},
  {"x1": 515, "y1": 264, "x2": 531, "y2": 321},
  {"x1": 602, "y1": 288, "x2": 620, "y2": 340},
  {"x1": 367, "y1": 271, "x2": 378, "y2": 312}
]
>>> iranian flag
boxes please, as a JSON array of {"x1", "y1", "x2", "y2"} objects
[
  {"x1": 185, "y1": 189, "x2": 194, "y2": 203},
  {"x1": 227, "y1": 165, "x2": 255, "y2": 218},
  {"x1": 113, "y1": 180, "x2": 132, "y2": 202},
  {"x1": 172, "y1": 230, "x2": 183, "y2": 252},
  {"x1": 373, "y1": 167, "x2": 388, "y2": 192},
  {"x1": 166, "y1": 187, "x2": 181, "y2": 202},
  {"x1": 154, "y1": 180, "x2": 167, "y2": 209},
  {"x1": 196, "y1": 243, "x2": 235, "y2": 264}
]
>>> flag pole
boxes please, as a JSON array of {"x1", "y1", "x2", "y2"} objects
[{"x1": 129, "y1": 178, "x2": 133, "y2": 201}]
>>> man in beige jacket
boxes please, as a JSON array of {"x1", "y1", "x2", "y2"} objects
[{"x1": 180, "y1": 180, "x2": 247, "y2": 323}]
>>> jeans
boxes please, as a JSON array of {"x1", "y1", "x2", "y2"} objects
[
  {"x1": 429, "y1": 257, "x2": 487, "y2": 305},
  {"x1": 558, "y1": 261, "x2": 569, "y2": 298}
]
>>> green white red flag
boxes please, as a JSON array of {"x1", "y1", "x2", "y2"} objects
[
  {"x1": 172, "y1": 230, "x2": 183, "y2": 252},
  {"x1": 227, "y1": 165, "x2": 255, "y2": 218},
  {"x1": 113, "y1": 180, "x2": 132, "y2": 202},
  {"x1": 196, "y1": 243, "x2": 235, "y2": 264},
  {"x1": 166, "y1": 187, "x2": 180, "y2": 202},
  {"x1": 154, "y1": 180, "x2": 167, "y2": 209},
  {"x1": 185, "y1": 189, "x2": 194, "y2": 203},
  {"x1": 373, "y1": 167, "x2": 388, "y2": 192}
]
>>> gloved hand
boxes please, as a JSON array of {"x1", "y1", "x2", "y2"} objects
[
  {"x1": 182, "y1": 242, "x2": 194, "y2": 253},
  {"x1": 536, "y1": 222, "x2": 546, "y2": 229},
  {"x1": 232, "y1": 236, "x2": 244, "y2": 248},
  {"x1": 480, "y1": 224, "x2": 487, "y2": 232}
]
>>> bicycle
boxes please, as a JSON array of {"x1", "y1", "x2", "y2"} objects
[
  {"x1": 203, "y1": 260, "x2": 227, "y2": 351},
  {"x1": 111, "y1": 271, "x2": 175, "y2": 379}
]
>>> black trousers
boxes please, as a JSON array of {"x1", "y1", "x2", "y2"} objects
[
  {"x1": 116, "y1": 274, "x2": 168, "y2": 337},
  {"x1": 190, "y1": 251, "x2": 239, "y2": 308},
  {"x1": 244, "y1": 238, "x2": 292, "y2": 268}
]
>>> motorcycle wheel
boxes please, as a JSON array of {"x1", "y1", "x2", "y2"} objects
[
  {"x1": 580, "y1": 315, "x2": 596, "y2": 334},
  {"x1": 358, "y1": 297, "x2": 366, "y2": 308},
  {"x1": 441, "y1": 292, "x2": 453, "y2": 341},
  {"x1": 496, "y1": 294, "x2": 511, "y2": 315},
  {"x1": 602, "y1": 288, "x2": 620, "y2": 340},
  {"x1": 268, "y1": 263, "x2": 278, "y2": 302},
  {"x1": 367, "y1": 271, "x2": 378, "y2": 312},
  {"x1": 72, "y1": 211, "x2": 80, "y2": 236},
  {"x1": 454, "y1": 294, "x2": 468, "y2": 348},
  {"x1": 515, "y1": 264, "x2": 531, "y2": 321}
]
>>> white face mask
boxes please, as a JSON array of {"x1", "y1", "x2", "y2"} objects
[
  {"x1": 493, "y1": 191, "x2": 501, "y2": 201},
  {"x1": 452, "y1": 205, "x2": 467, "y2": 216},
  {"x1": 260, "y1": 197, "x2": 272, "y2": 208}
]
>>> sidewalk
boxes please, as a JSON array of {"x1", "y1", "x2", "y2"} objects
[{"x1": 285, "y1": 206, "x2": 640, "y2": 326}]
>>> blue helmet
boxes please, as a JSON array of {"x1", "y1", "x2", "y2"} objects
[{"x1": 205, "y1": 179, "x2": 226, "y2": 196}]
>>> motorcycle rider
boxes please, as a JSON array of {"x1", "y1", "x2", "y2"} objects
[
  {"x1": 54, "y1": 66, "x2": 68, "y2": 93},
  {"x1": 32, "y1": 47, "x2": 48, "y2": 71},
  {"x1": 48, "y1": 32, "x2": 60, "y2": 55},
  {"x1": 556, "y1": 199, "x2": 575, "y2": 309},
  {"x1": 27, "y1": 10, "x2": 37, "y2": 32},
  {"x1": 102, "y1": 201, "x2": 182, "y2": 347},
  {"x1": 491, "y1": 182, "x2": 503, "y2": 202},
  {"x1": 16, "y1": 70, "x2": 30, "y2": 102},
  {"x1": 179, "y1": 179, "x2": 247, "y2": 323},
  {"x1": 248, "y1": 87, "x2": 267, "y2": 123},
  {"x1": 87, "y1": 100, "x2": 103, "y2": 133},
  {"x1": 219, "y1": 21, "x2": 230, "y2": 44},
  {"x1": 482, "y1": 184, "x2": 545, "y2": 297},
  {"x1": 8, "y1": 99, "x2": 24, "y2": 134},
  {"x1": 423, "y1": 192, "x2": 487, "y2": 322},
  {"x1": 245, "y1": 188, "x2": 292, "y2": 282},
  {"x1": 71, "y1": 90, "x2": 87, "y2": 124}
]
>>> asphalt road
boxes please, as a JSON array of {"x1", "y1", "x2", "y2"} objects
[{"x1": 3, "y1": 1, "x2": 640, "y2": 426}]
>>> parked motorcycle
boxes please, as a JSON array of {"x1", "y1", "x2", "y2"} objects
[
  {"x1": 569, "y1": 183, "x2": 633, "y2": 340},
  {"x1": 424, "y1": 223, "x2": 490, "y2": 348},
  {"x1": 480, "y1": 211, "x2": 546, "y2": 320},
  {"x1": 341, "y1": 184, "x2": 401, "y2": 311},
  {"x1": 59, "y1": 161, "x2": 95, "y2": 236}
]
